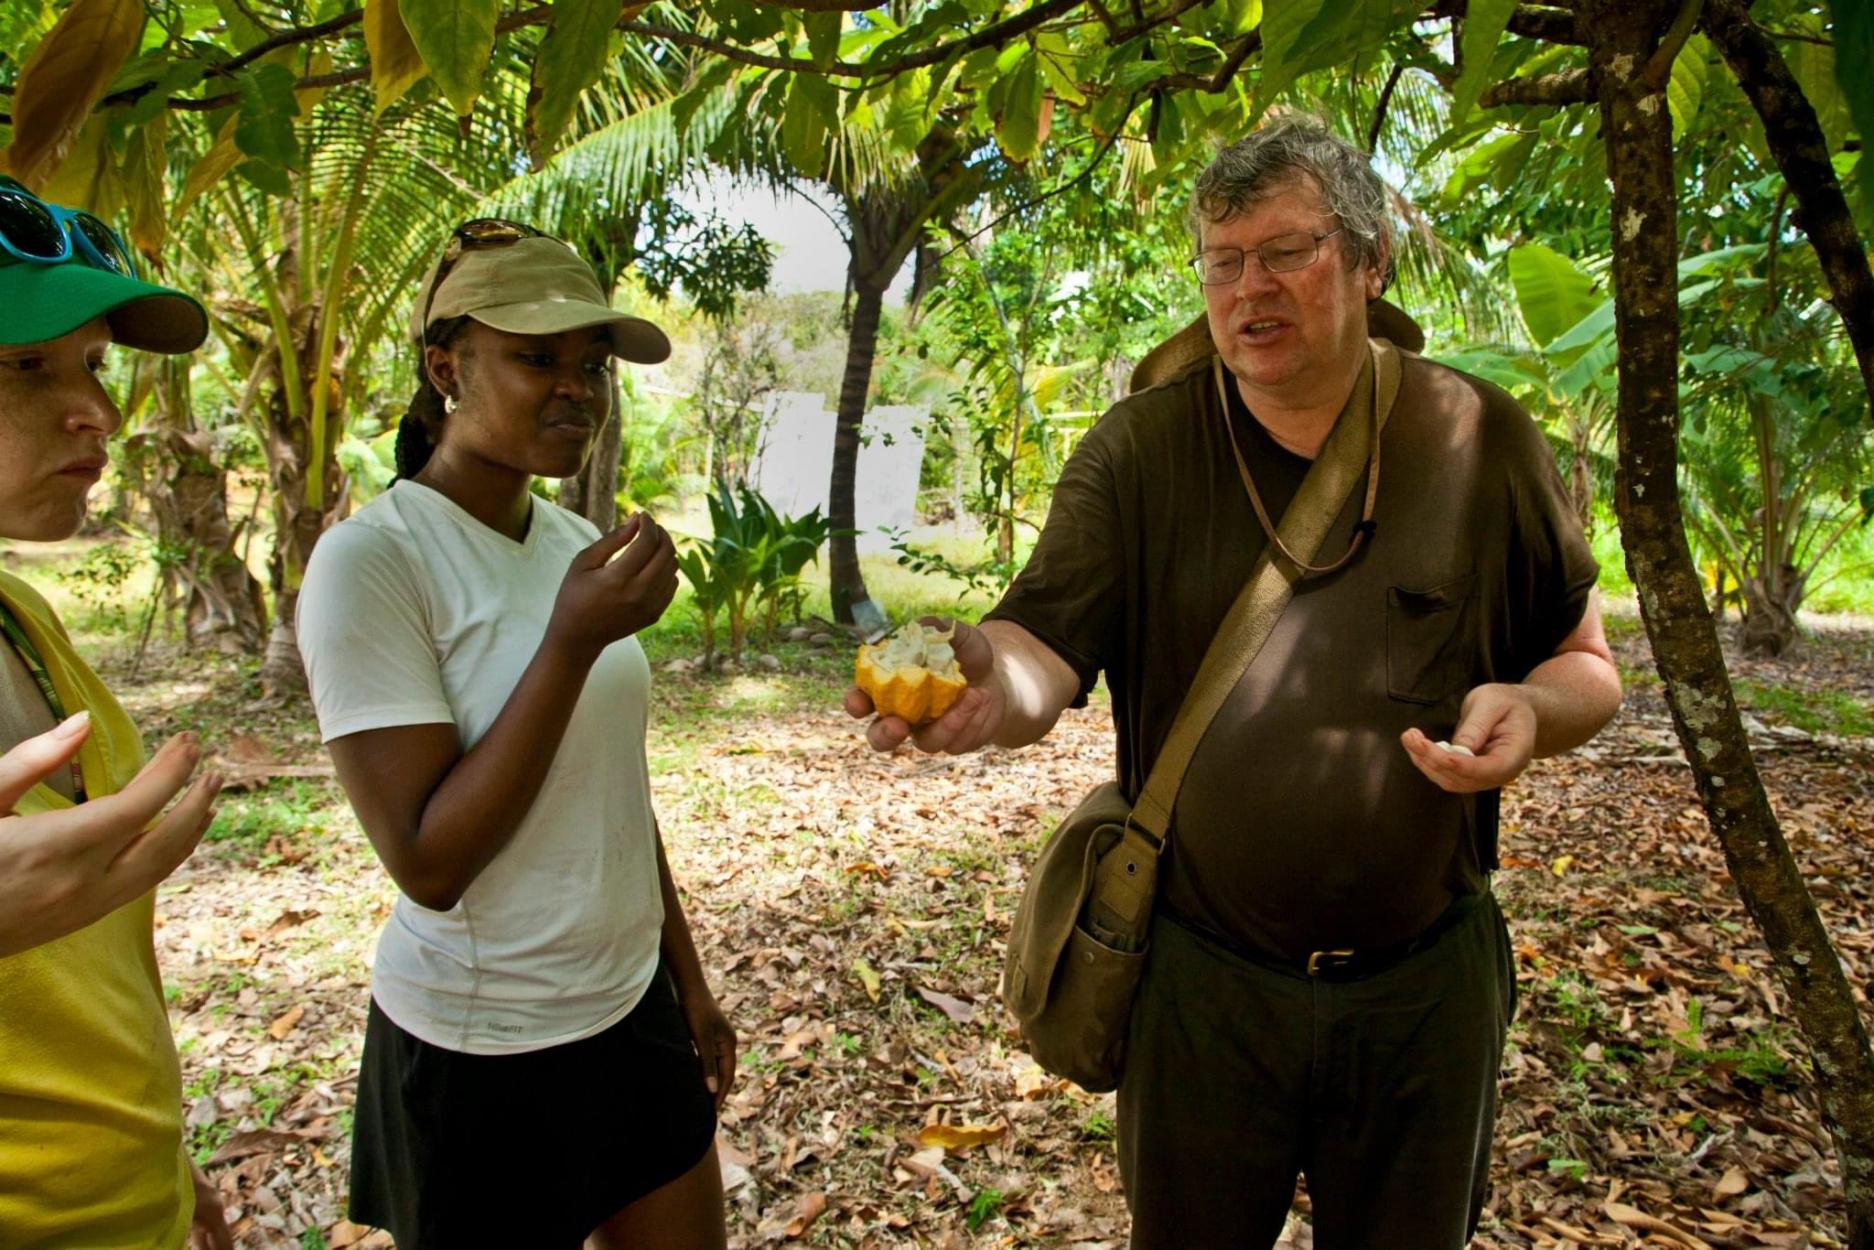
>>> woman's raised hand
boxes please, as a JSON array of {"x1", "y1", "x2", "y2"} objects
[
  {"x1": 0, "y1": 713, "x2": 223, "y2": 957},
  {"x1": 546, "y1": 513, "x2": 680, "y2": 663}
]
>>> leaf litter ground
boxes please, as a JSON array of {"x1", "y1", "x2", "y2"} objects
[{"x1": 109, "y1": 606, "x2": 1873, "y2": 1248}]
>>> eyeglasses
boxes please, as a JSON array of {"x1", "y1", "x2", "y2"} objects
[
  {"x1": 418, "y1": 217, "x2": 545, "y2": 344},
  {"x1": 0, "y1": 176, "x2": 138, "y2": 279},
  {"x1": 1190, "y1": 228, "x2": 1344, "y2": 286}
]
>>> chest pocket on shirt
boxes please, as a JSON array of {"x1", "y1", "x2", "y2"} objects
[{"x1": 1386, "y1": 573, "x2": 1476, "y2": 705}]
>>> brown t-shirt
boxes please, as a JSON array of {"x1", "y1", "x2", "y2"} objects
[{"x1": 986, "y1": 345, "x2": 1599, "y2": 961}]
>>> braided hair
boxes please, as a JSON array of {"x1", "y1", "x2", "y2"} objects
[{"x1": 394, "y1": 315, "x2": 471, "y2": 480}]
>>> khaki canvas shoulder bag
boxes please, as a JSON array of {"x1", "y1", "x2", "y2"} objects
[{"x1": 1000, "y1": 338, "x2": 1404, "y2": 1092}]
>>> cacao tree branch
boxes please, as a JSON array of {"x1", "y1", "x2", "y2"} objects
[
  {"x1": 1479, "y1": 67, "x2": 1592, "y2": 106},
  {"x1": 1584, "y1": 2, "x2": 1874, "y2": 1245},
  {"x1": 1702, "y1": 0, "x2": 1874, "y2": 423}
]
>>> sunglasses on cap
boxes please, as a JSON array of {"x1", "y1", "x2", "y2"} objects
[
  {"x1": 0, "y1": 176, "x2": 139, "y2": 280},
  {"x1": 418, "y1": 217, "x2": 547, "y2": 345}
]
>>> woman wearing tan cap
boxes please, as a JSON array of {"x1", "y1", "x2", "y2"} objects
[{"x1": 297, "y1": 221, "x2": 731, "y2": 1248}]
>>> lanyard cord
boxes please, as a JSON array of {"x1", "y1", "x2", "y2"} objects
[
  {"x1": 1214, "y1": 358, "x2": 1380, "y2": 578},
  {"x1": 0, "y1": 603, "x2": 87, "y2": 803}
]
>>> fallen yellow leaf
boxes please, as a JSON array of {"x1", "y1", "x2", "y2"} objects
[
  {"x1": 852, "y1": 958, "x2": 881, "y2": 1002},
  {"x1": 267, "y1": 1004, "x2": 306, "y2": 1040},
  {"x1": 916, "y1": 1120, "x2": 1007, "y2": 1153},
  {"x1": 1551, "y1": 854, "x2": 1575, "y2": 877}
]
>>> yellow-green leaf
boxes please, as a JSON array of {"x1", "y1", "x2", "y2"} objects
[
  {"x1": 2, "y1": 0, "x2": 145, "y2": 190},
  {"x1": 397, "y1": 0, "x2": 500, "y2": 117},
  {"x1": 994, "y1": 50, "x2": 1043, "y2": 163},
  {"x1": 123, "y1": 112, "x2": 167, "y2": 263},
  {"x1": 36, "y1": 116, "x2": 122, "y2": 219},
  {"x1": 852, "y1": 958, "x2": 881, "y2": 1002},
  {"x1": 364, "y1": 0, "x2": 428, "y2": 115},
  {"x1": 527, "y1": 0, "x2": 623, "y2": 166},
  {"x1": 177, "y1": 115, "x2": 243, "y2": 222}
]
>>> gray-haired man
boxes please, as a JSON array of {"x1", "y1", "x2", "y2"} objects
[{"x1": 846, "y1": 115, "x2": 1621, "y2": 1247}]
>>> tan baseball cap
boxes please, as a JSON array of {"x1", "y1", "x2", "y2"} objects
[{"x1": 410, "y1": 235, "x2": 670, "y2": 364}]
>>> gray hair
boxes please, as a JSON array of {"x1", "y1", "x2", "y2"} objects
[{"x1": 1190, "y1": 114, "x2": 1393, "y2": 288}]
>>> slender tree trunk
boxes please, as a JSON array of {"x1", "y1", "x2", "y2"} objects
[
  {"x1": 1704, "y1": 0, "x2": 1874, "y2": 415},
  {"x1": 259, "y1": 313, "x2": 346, "y2": 698},
  {"x1": 560, "y1": 391, "x2": 622, "y2": 531},
  {"x1": 157, "y1": 430, "x2": 267, "y2": 654},
  {"x1": 829, "y1": 281, "x2": 886, "y2": 622},
  {"x1": 1586, "y1": 5, "x2": 1874, "y2": 1244},
  {"x1": 1569, "y1": 418, "x2": 1594, "y2": 536}
]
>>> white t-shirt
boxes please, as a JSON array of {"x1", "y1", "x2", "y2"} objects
[{"x1": 297, "y1": 481, "x2": 663, "y2": 1054}]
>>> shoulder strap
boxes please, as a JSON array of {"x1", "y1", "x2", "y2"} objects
[{"x1": 1128, "y1": 338, "x2": 1403, "y2": 844}]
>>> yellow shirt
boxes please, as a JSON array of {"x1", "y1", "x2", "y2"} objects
[{"x1": 0, "y1": 571, "x2": 192, "y2": 1249}]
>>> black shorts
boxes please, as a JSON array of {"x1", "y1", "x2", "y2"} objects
[{"x1": 348, "y1": 964, "x2": 718, "y2": 1250}]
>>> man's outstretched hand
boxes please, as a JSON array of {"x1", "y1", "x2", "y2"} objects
[
  {"x1": 1401, "y1": 683, "x2": 1537, "y2": 794},
  {"x1": 0, "y1": 713, "x2": 223, "y2": 957},
  {"x1": 844, "y1": 618, "x2": 1006, "y2": 755}
]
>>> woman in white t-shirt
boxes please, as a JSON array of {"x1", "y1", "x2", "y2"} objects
[{"x1": 297, "y1": 222, "x2": 732, "y2": 1249}]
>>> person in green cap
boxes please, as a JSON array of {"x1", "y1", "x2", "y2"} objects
[
  {"x1": 0, "y1": 177, "x2": 232, "y2": 1248},
  {"x1": 297, "y1": 221, "x2": 733, "y2": 1248}
]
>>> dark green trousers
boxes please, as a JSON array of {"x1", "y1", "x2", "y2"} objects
[{"x1": 1116, "y1": 893, "x2": 1516, "y2": 1250}]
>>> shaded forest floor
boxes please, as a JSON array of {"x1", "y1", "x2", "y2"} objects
[{"x1": 84, "y1": 602, "x2": 1873, "y2": 1249}]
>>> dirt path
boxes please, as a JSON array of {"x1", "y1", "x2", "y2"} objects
[{"x1": 119, "y1": 609, "x2": 1869, "y2": 1248}]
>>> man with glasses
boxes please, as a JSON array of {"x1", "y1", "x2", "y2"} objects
[{"x1": 846, "y1": 115, "x2": 1621, "y2": 1247}]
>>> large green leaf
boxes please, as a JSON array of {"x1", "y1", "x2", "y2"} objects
[
  {"x1": 805, "y1": 10, "x2": 841, "y2": 70},
  {"x1": 528, "y1": 0, "x2": 624, "y2": 166},
  {"x1": 1258, "y1": 0, "x2": 1419, "y2": 108},
  {"x1": 1507, "y1": 243, "x2": 1600, "y2": 348},
  {"x1": 1448, "y1": 0, "x2": 1516, "y2": 124},
  {"x1": 781, "y1": 72, "x2": 836, "y2": 177},
  {"x1": 1785, "y1": 31, "x2": 1852, "y2": 153},
  {"x1": 993, "y1": 50, "x2": 1043, "y2": 163},
  {"x1": 398, "y1": 0, "x2": 500, "y2": 117},
  {"x1": 233, "y1": 62, "x2": 302, "y2": 172},
  {"x1": 1666, "y1": 34, "x2": 1709, "y2": 140},
  {"x1": 1826, "y1": 0, "x2": 1874, "y2": 206}
]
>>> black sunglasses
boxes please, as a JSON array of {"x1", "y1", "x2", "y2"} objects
[{"x1": 0, "y1": 176, "x2": 138, "y2": 279}]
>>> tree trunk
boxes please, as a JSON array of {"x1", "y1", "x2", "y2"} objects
[
  {"x1": 156, "y1": 430, "x2": 267, "y2": 654},
  {"x1": 829, "y1": 280, "x2": 885, "y2": 623},
  {"x1": 132, "y1": 359, "x2": 266, "y2": 655},
  {"x1": 1586, "y1": 5, "x2": 1874, "y2": 1244},
  {"x1": 1704, "y1": 0, "x2": 1874, "y2": 415},
  {"x1": 259, "y1": 325, "x2": 346, "y2": 698},
  {"x1": 1570, "y1": 419, "x2": 1594, "y2": 536},
  {"x1": 560, "y1": 394, "x2": 622, "y2": 531}
]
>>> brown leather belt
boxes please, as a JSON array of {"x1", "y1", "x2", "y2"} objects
[{"x1": 1164, "y1": 893, "x2": 1484, "y2": 983}]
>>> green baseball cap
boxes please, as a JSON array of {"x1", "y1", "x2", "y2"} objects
[
  {"x1": 0, "y1": 257, "x2": 208, "y2": 353},
  {"x1": 412, "y1": 235, "x2": 670, "y2": 364}
]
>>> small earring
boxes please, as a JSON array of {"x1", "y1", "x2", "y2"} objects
[{"x1": 443, "y1": 393, "x2": 458, "y2": 414}]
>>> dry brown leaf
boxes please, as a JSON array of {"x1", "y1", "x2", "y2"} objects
[
  {"x1": 267, "y1": 1004, "x2": 307, "y2": 1040},
  {"x1": 916, "y1": 1120, "x2": 1007, "y2": 1153},
  {"x1": 2, "y1": 0, "x2": 143, "y2": 189},
  {"x1": 1712, "y1": 1166, "x2": 1749, "y2": 1198},
  {"x1": 1603, "y1": 1200, "x2": 1715, "y2": 1250},
  {"x1": 915, "y1": 986, "x2": 975, "y2": 1026},
  {"x1": 784, "y1": 1192, "x2": 828, "y2": 1239}
]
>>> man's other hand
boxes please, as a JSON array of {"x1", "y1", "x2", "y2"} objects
[
  {"x1": 1401, "y1": 683, "x2": 1537, "y2": 794},
  {"x1": 844, "y1": 618, "x2": 1006, "y2": 755}
]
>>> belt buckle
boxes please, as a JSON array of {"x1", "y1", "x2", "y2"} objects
[{"x1": 1306, "y1": 948, "x2": 1357, "y2": 977}]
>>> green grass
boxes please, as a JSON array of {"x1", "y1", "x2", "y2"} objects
[
  {"x1": 203, "y1": 778, "x2": 339, "y2": 854},
  {"x1": 1734, "y1": 678, "x2": 1874, "y2": 737}
]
